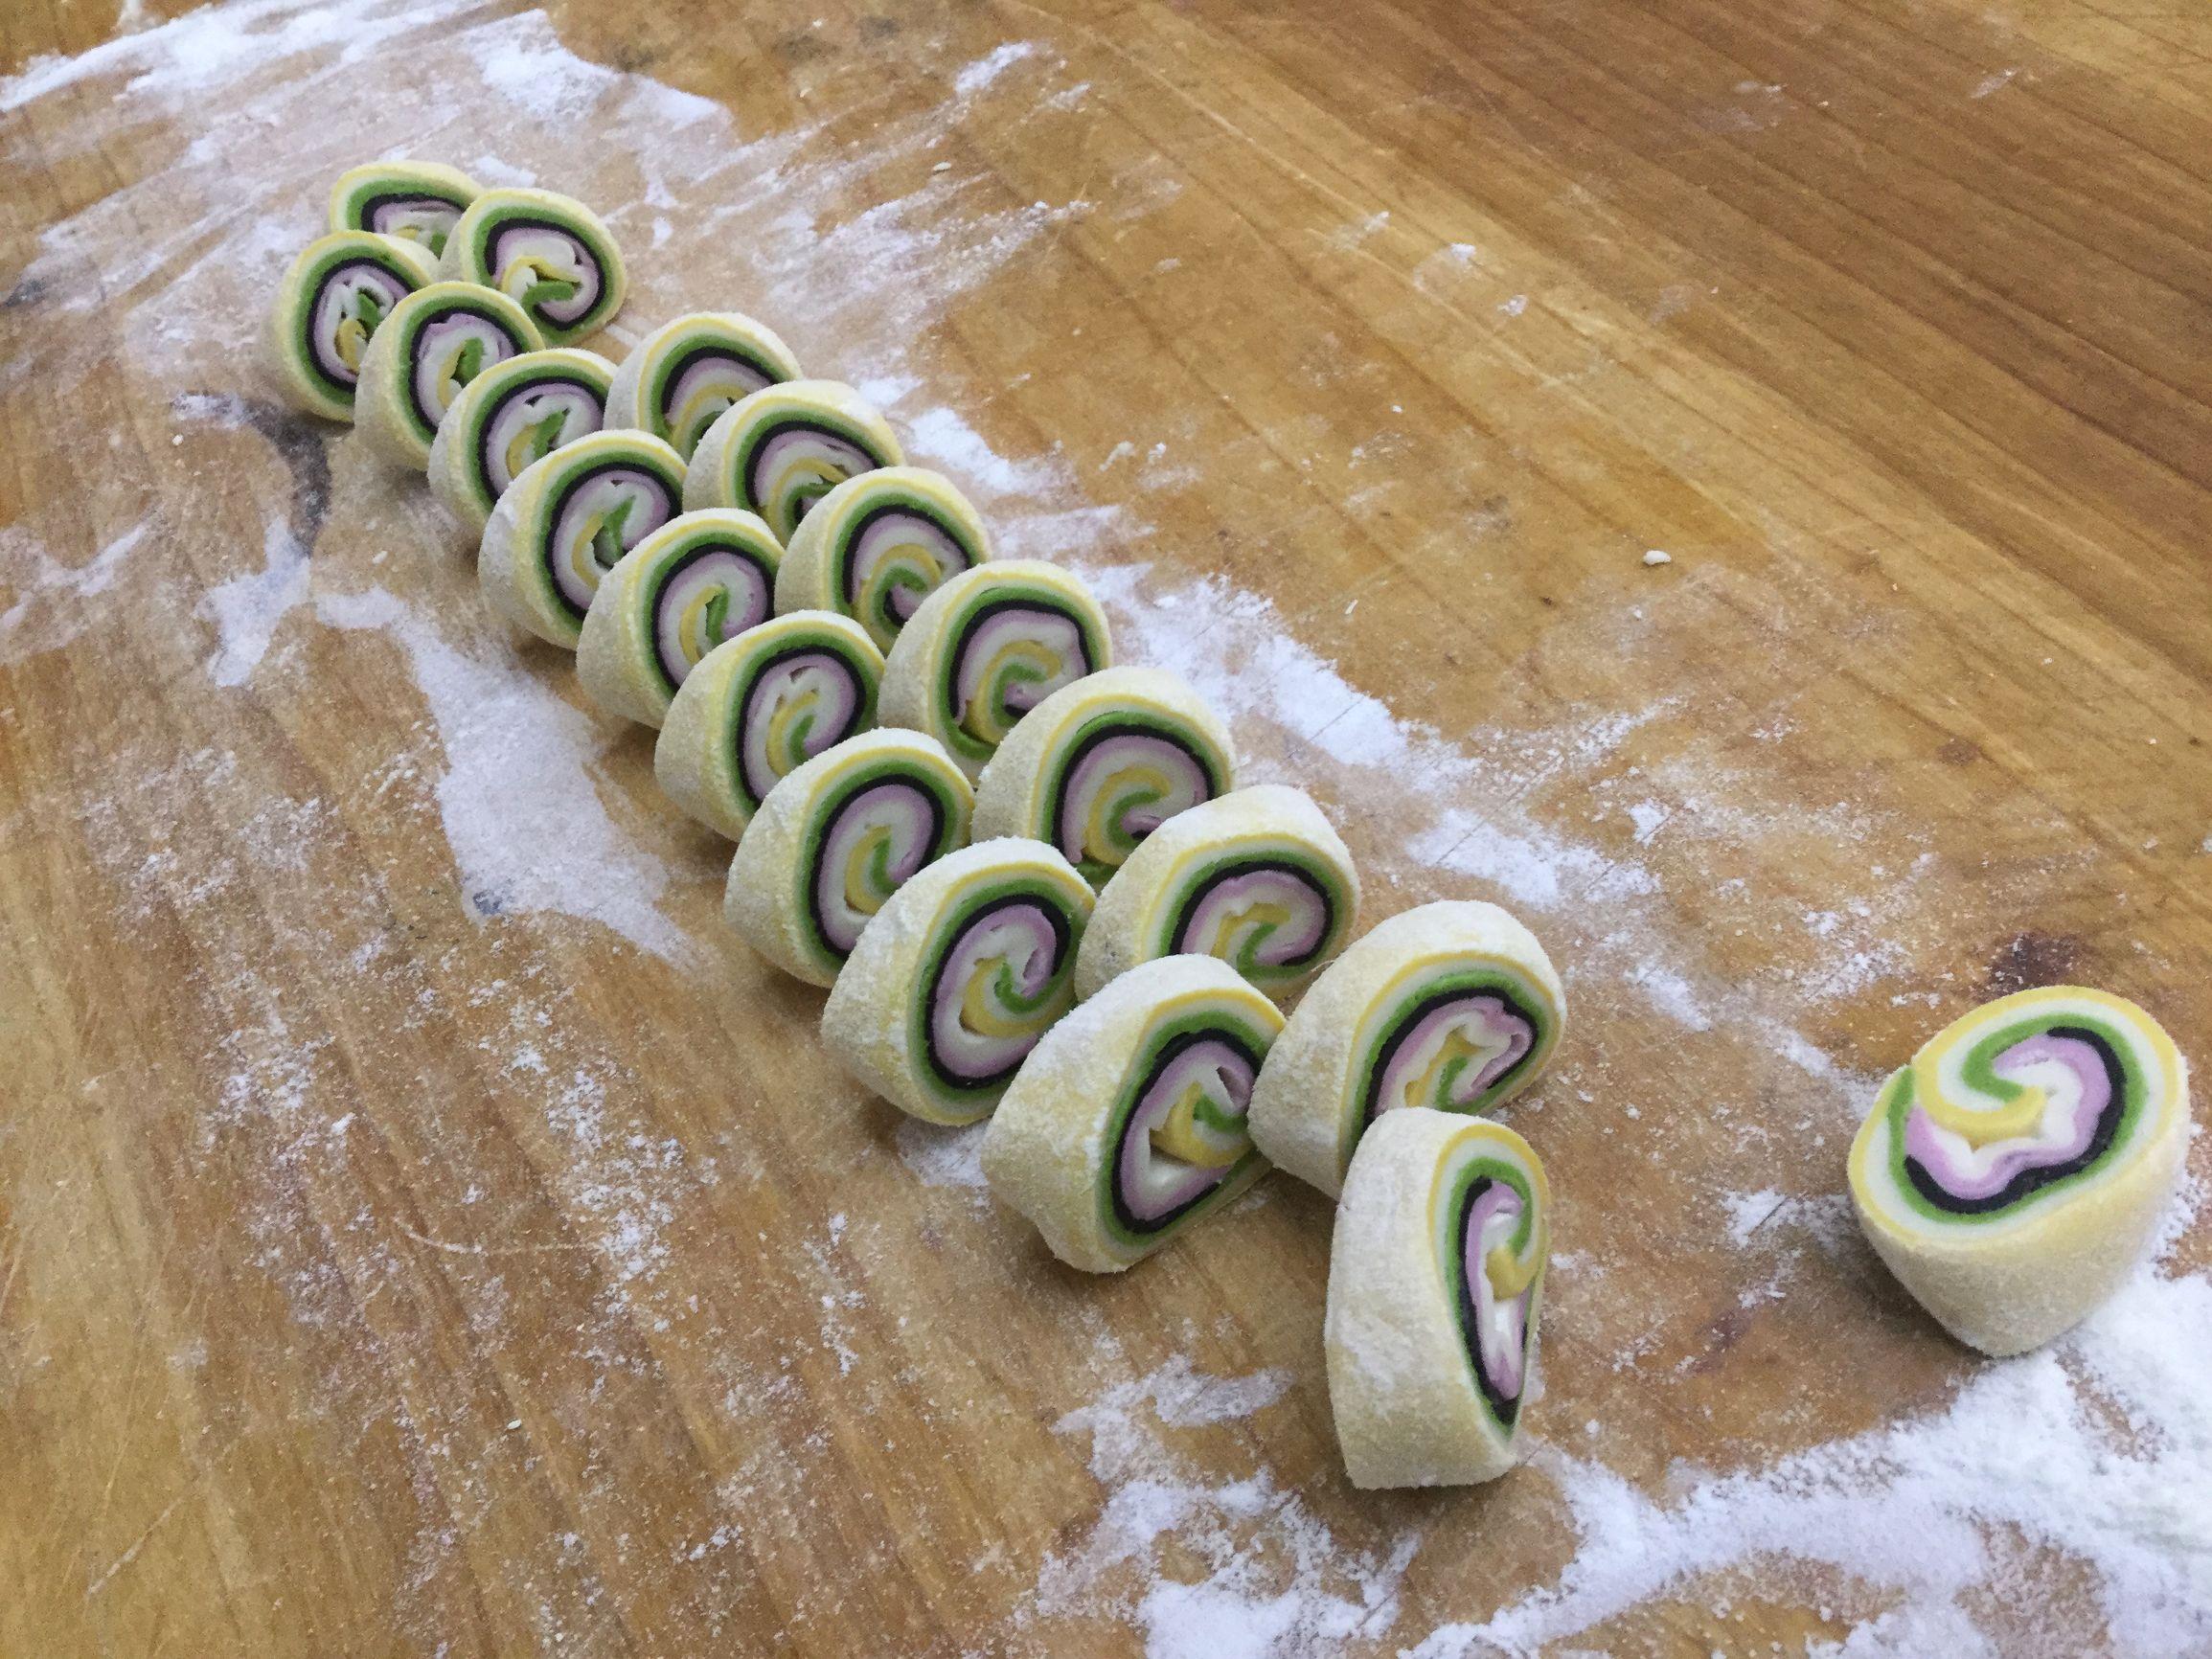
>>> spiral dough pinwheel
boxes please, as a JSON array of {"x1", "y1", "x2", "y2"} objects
[
  {"x1": 972, "y1": 666, "x2": 1235, "y2": 889},
  {"x1": 683, "y1": 380, "x2": 903, "y2": 544},
  {"x1": 353, "y1": 282, "x2": 543, "y2": 468},
  {"x1": 441, "y1": 187, "x2": 627, "y2": 348},
  {"x1": 822, "y1": 839, "x2": 1095, "y2": 1125},
  {"x1": 724, "y1": 729, "x2": 975, "y2": 988},
  {"x1": 604, "y1": 311, "x2": 803, "y2": 460},
  {"x1": 1325, "y1": 1109, "x2": 1550, "y2": 1489},
  {"x1": 1075, "y1": 784, "x2": 1357, "y2": 1003},
  {"x1": 654, "y1": 611, "x2": 885, "y2": 841},
  {"x1": 478, "y1": 430, "x2": 686, "y2": 650},
  {"x1": 577, "y1": 509, "x2": 784, "y2": 728},
  {"x1": 776, "y1": 467, "x2": 993, "y2": 652},
  {"x1": 880, "y1": 561, "x2": 1114, "y2": 783},
  {"x1": 983, "y1": 955, "x2": 1282, "y2": 1272},
  {"x1": 328, "y1": 160, "x2": 480, "y2": 259},
  {"x1": 266, "y1": 233, "x2": 439, "y2": 422},
  {"x1": 428, "y1": 348, "x2": 615, "y2": 534},
  {"x1": 1848, "y1": 985, "x2": 2189, "y2": 1355},
  {"x1": 1249, "y1": 900, "x2": 1564, "y2": 1199}
]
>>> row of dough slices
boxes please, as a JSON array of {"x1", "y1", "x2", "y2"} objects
[{"x1": 270, "y1": 158, "x2": 1612, "y2": 1494}]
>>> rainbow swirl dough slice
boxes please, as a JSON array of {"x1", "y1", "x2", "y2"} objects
[
  {"x1": 427, "y1": 348, "x2": 615, "y2": 534},
  {"x1": 478, "y1": 430, "x2": 686, "y2": 650},
  {"x1": 266, "y1": 233, "x2": 439, "y2": 421},
  {"x1": 822, "y1": 839, "x2": 1094, "y2": 1125},
  {"x1": 577, "y1": 510, "x2": 783, "y2": 728},
  {"x1": 1325, "y1": 1108, "x2": 1550, "y2": 1489},
  {"x1": 604, "y1": 311, "x2": 803, "y2": 460},
  {"x1": 982, "y1": 954, "x2": 1283, "y2": 1273},
  {"x1": 328, "y1": 160, "x2": 480, "y2": 258},
  {"x1": 441, "y1": 187, "x2": 626, "y2": 348},
  {"x1": 683, "y1": 380, "x2": 903, "y2": 543},
  {"x1": 879, "y1": 561, "x2": 1114, "y2": 783},
  {"x1": 724, "y1": 729, "x2": 975, "y2": 988},
  {"x1": 654, "y1": 611, "x2": 884, "y2": 841},
  {"x1": 1847, "y1": 985, "x2": 2189, "y2": 1356},
  {"x1": 972, "y1": 665, "x2": 1236, "y2": 890},
  {"x1": 775, "y1": 467, "x2": 993, "y2": 652},
  {"x1": 1074, "y1": 784, "x2": 1357, "y2": 1003},
  {"x1": 353, "y1": 282, "x2": 543, "y2": 467},
  {"x1": 1248, "y1": 900, "x2": 1564, "y2": 1199}
]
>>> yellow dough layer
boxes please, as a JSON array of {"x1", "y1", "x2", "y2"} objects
[
  {"x1": 266, "y1": 232, "x2": 440, "y2": 422},
  {"x1": 603, "y1": 310, "x2": 803, "y2": 459},
  {"x1": 681, "y1": 379, "x2": 903, "y2": 543},
  {"x1": 426, "y1": 347, "x2": 616, "y2": 535},
  {"x1": 775, "y1": 467, "x2": 994, "y2": 651},
  {"x1": 353, "y1": 281, "x2": 544, "y2": 468}
]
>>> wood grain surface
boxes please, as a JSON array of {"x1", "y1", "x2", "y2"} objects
[{"x1": 2, "y1": 0, "x2": 2207, "y2": 1653}]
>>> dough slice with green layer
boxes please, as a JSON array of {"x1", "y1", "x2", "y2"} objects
[
  {"x1": 428, "y1": 348, "x2": 615, "y2": 534},
  {"x1": 266, "y1": 233, "x2": 440, "y2": 422},
  {"x1": 1074, "y1": 784, "x2": 1357, "y2": 1003},
  {"x1": 775, "y1": 466, "x2": 992, "y2": 651},
  {"x1": 354, "y1": 282, "x2": 543, "y2": 467},
  {"x1": 654, "y1": 611, "x2": 884, "y2": 841},
  {"x1": 441, "y1": 187, "x2": 627, "y2": 347},
  {"x1": 477, "y1": 430, "x2": 686, "y2": 650},
  {"x1": 1848, "y1": 984, "x2": 2189, "y2": 1355},
  {"x1": 683, "y1": 380, "x2": 903, "y2": 543},
  {"x1": 983, "y1": 954, "x2": 1281, "y2": 1272},
  {"x1": 604, "y1": 311, "x2": 802, "y2": 459},
  {"x1": 822, "y1": 838, "x2": 1094, "y2": 1125},
  {"x1": 327, "y1": 160, "x2": 480, "y2": 259},
  {"x1": 879, "y1": 561, "x2": 1113, "y2": 783},
  {"x1": 577, "y1": 509, "x2": 783, "y2": 729},
  {"x1": 724, "y1": 728, "x2": 975, "y2": 987},
  {"x1": 1249, "y1": 899, "x2": 1564, "y2": 1199},
  {"x1": 972, "y1": 665, "x2": 1235, "y2": 889},
  {"x1": 1326, "y1": 1108, "x2": 1550, "y2": 1489}
]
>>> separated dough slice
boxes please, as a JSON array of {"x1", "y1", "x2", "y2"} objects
[
  {"x1": 428, "y1": 347, "x2": 615, "y2": 534},
  {"x1": 266, "y1": 234, "x2": 440, "y2": 422},
  {"x1": 327, "y1": 159, "x2": 480, "y2": 259},
  {"x1": 354, "y1": 281, "x2": 542, "y2": 467},
  {"x1": 683, "y1": 380, "x2": 902, "y2": 543},
  {"x1": 1848, "y1": 985, "x2": 2189, "y2": 1356},
  {"x1": 775, "y1": 466, "x2": 992, "y2": 652},
  {"x1": 1326, "y1": 1107, "x2": 1550, "y2": 1489},
  {"x1": 441, "y1": 186, "x2": 627, "y2": 348},
  {"x1": 603, "y1": 310, "x2": 802, "y2": 460}
]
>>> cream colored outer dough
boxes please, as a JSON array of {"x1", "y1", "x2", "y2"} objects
[
  {"x1": 427, "y1": 347, "x2": 616, "y2": 534},
  {"x1": 653, "y1": 610, "x2": 884, "y2": 841},
  {"x1": 575, "y1": 509, "x2": 782, "y2": 729},
  {"x1": 1324, "y1": 1107, "x2": 1549, "y2": 1489},
  {"x1": 971, "y1": 665, "x2": 1237, "y2": 862},
  {"x1": 878, "y1": 560, "x2": 1116, "y2": 783},
  {"x1": 821, "y1": 838, "x2": 1093, "y2": 1125},
  {"x1": 354, "y1": 281, "x2": 544, "y2": 468},
  {"x1": 1248, "y1": 900, "x2": 1565, "y2": 1199},
  {"x1": 774, "y1": 466, "x2": 994, "y2": 649},
  {"x1": 982, "y1": 955, "x2": 1281, "y2": 1273},
  {"x1": 724, "y1": 728, "x2": 974, "y2": 988},
  {"x1": 1073, "y1": 784, "x2": 1358, "y2": 1003},
  {"x1": 265, "y1": 233, "x2": 439, "y2": 422},
  {"x1": 680, "y1": 379, "x2": 904, "y2": 534},
  {"x1": 603, "y1": 311, "x2": 803, "y2": 456},
  {"x1": 1847, "y1": 987, "x2": 2191, "y2": 1356},
  {"x1": 476, "y1": 430, "x2": 686, "y2": 649}
]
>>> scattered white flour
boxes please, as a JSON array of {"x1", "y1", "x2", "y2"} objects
[
  {"x1": 1720, "y1": 1189, "x2": 1788, "y2": 1246},
  {"x1": 318, "y1": 586, "x2": 691, "y2": 964},
  {"x1": 0, "y1": 520, "x2": 150, "y2": 664},
  {"x1": 954, "y1": 39, "x2": 1042, "y2": 99},
  {"x1": 893, "y1": 1118, "x2": 991, "y2": 1197},
  {"x1": 200, "y1": 517, "x2": 310, "y2": 685}
]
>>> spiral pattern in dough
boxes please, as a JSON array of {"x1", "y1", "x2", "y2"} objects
[
  {"x1": 441, "y1": 187, "x2": 627, "y2": 348},
  {"x1": 1848, "y1": 986, "x2": 2189, "y2": 1354},
  {"x1": 823, "y1": 840, "x2": 1094, "y2": 1125},
  {"x1": 328, "y1": 160, "x2": 480, "y2": 259},
  {"x1": 353, "y1": 281, "x2": 543, "y2": 467},
  {"x1": 266, "y1": 233, "x2": 440, "y2": 422},
  {"x1": 683, "y1": 380, "x2": 903, "y2": 544},
  {"x1": 604, "y1": 311, "x2": 803, "y2": 460},
  {"x1": 427, "y1": 347, "x2": 615, "y2": 534},
  {"x1": 776, "y1": 467, "x2": 992, "y2": 651}
]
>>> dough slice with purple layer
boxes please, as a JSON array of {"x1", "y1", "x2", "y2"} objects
[
  {"x1": 982, "y1": 955, "x2": 1281, "y2": 1272},
  {"x1": 440, "y1": 187, "x2": 626, "y2": 348},
  {"x1": 1249, "y1": 900, "x2": 1564, "y2": 1199},
  {"x1": 775, "y1": 467, "x2": 993, "y2": 652},
  {"x1": 683, "y1": 380, "x2": 902, "y2": 543},
  {"x1": 822, "y1": 839, "x2": 1093, "y2": 1125},
  {"x1": 1325, "y1": 1108, "x2": 1551, "y2": 1489},
  {"x1": 428, "y1": 347, "x2": 615, "y2": 534},
  {"x1": 353, "y1": 281, "x2": 543, "y2": 467},
  {"x1": 1848, "y1": 985, "x2": 2189, "y2": 1355},
  {"x1": 724, "y1": 728, "x2": 974, "y2": 988},
  {"x1": 266, "y1": 233, "x2": 441, "y2": 422},
  {"x1": 1073, "y1": 784, "x2": 1357, "y2": 1003},
  {"x1": 327, "y1": 160, "x2": 480, "y2": 259},
  {"x1": 603, "y1": 311, "x2": 802, "y2": 460}
]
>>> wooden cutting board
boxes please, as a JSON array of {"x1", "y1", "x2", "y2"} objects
[{"x1": 2, "y1": 0, "x2": 2206, "y2": 1652}]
